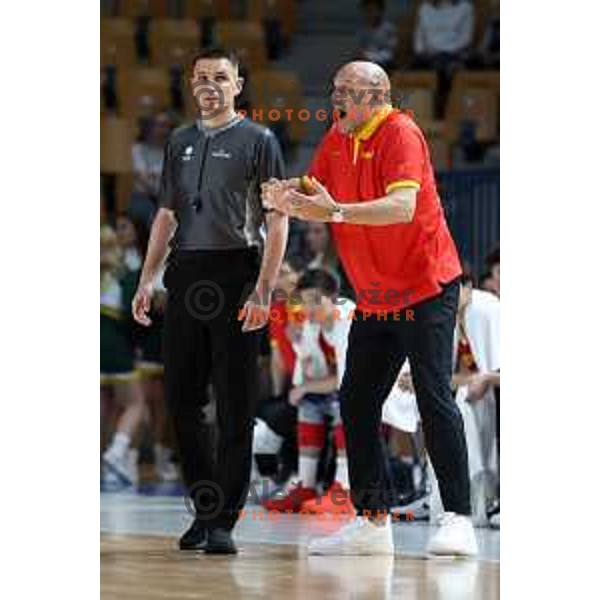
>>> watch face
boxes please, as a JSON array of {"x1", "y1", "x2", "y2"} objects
[{"x1": 332, "y1": 211, "x2": 344, "y2": 223}]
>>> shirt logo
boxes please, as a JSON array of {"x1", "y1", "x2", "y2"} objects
[
  {"x1": 181, "y1": 146, "x2": 194, "y2": 161},
  {"x1": 211, "y1": 149, "x2": 232, "y2": 159}
]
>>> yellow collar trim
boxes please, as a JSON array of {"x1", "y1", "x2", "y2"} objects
[
  {"x1": 353, "y1": 106, "x2": 395, "y2": 141},
  {"x1": 351, "y1": 107, "x2": 395, "y2": 163}
]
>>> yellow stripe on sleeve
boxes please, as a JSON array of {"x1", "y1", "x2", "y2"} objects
[{"x1": 386, "y1": 180, "x2": 421, "y2": 194}]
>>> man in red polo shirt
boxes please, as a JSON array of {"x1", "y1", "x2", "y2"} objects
[{"x1": 262, "y1": 61, "x2": 477, "y2": 557}]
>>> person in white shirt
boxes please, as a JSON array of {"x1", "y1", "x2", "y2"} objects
[
  {"x1": 262, "y1": 269, "x2": 354, "y2": 513},
  {"x1": 413, "y1": 0, "x2": 475, "y2": 116},
  {"x1": 295, "y1": 269, "x2": 355, "y2": 514},
  {"x1": 129, "y1": 111, "x2": 175, "y2": 227},
  {"x1": 424, "y1": 271, "x2": 500, "y2": 526},
  {"x1": 357, "y1": 0, "x2": 398, "y2": 69},
  {"x1": 288, "y1": 268, "x2": 427, "y2": 516},
  {"x1": 414, "y1": 0, "x2": 474, "y2": 58}
]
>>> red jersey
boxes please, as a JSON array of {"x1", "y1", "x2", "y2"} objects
[
  {"x1": 269, "y1": 300, "x2": 338, "y2": 380},
  {"x1": 457, "y1": 337, "x2": 478, "y2": 373},
  {"x1": 269, "y1": 300, "x2": 295, "y2": 376},
  {"x1": 308, "y1": 108, "x2": 461, "y2": 312}
]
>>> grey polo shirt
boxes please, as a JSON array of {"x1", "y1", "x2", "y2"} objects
[{"x1": 158, "y1": 115, "x2": 285, "y2": 252}]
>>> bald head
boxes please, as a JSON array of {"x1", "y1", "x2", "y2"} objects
[
  {"x1": 331, "y1": 61, "x2": 391, "y2": 130},
  {"x1": 335, "y1": 61, "x2": 390, "y2": 90}
]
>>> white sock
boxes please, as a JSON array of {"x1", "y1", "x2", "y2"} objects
[
  {"x1": 335, "y1": 455, "x2": 350, "y2": 489},
  {"x1": 108, "y1": 432, "x2": 131, "y2": 460},
  {"x1": 298, "y1": 455, "x2": 318, "y2": 489}
]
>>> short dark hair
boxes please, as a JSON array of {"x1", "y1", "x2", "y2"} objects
[
  {"x1": 485, "y1": 246, "x2": 500, "y2": 268},
  {"x1": 479, "y1": 270, "x2": 492, "y2": 286},
  {"x1": 190, "y1": 47, "x2": 240, "y2": 72},
  {"x1": 296, "y1": 269, "x2": 339, "y2": 297}
]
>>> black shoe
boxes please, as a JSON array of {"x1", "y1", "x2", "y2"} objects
[
  {"x1": 204, "y1": 528, "x2": 237, "y2": 555},
  {"x1": 179, "y1": 518, "x2": 208, "y2": 550}
]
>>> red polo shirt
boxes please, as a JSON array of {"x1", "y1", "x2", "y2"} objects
[{"x1": 308, "y1": 108, "x2": 461, "y2": 312}]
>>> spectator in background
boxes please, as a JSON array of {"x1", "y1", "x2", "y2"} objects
[
  {"x1": 413, "y1": 0, "x2": 474, "y2": 116},
  {"x1": 481, "y1": 245, "x2": 500, "y2": 527},
  {"x1": 305, "y1": 222, "x2": 339, "y2": 273},
  {"x1": 115, "y1": 213, "x2": 146, "y2": 272},
  {"x1": 304, "y1": 222, "x2": 354, "y2": 301},
  {"x1": 101, "y1": 226, "x2": 146, "y2": 486},
  {"x1": 115, "y1": 213, "x2": 179, "y2": 483},
  {"x1": 252, "y1": 262, "x2": 300, "y2": 489},
  {"x1": 262, "y1": 270, "x2": 347, "y2": 514},
  {"x1": 129, "y1": 111, "x2": 175, "y2": 228},
  {"x1": 411, "y1": 269, "x2": 499, "y2": 526},
  {"x1": 356, "y1": 0, "x2": 398, "y2": 69},
  {"x1": 268, "y1": 262, "x2": 300, "y2": 398},
  {"x1": 451, "y1": 271, "x2": 500, "y2": 526},
  {"x1": 262, "y1": 0, "x2": 286, "y2": 60},
  {"x1": 135, "y1": 266, "x2": 179, "y2": 483},
  {"x1": 294, "y1": 269, "x2": 355, "y2": 515}
]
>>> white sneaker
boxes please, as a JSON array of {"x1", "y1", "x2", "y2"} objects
[
  {"x1": 427, "y1": 512, "x2": 478, "y2": 557},
  {"x1": 102, "y1": 464, "x2": 121, "y2": 486},
  {"x1": 489, "y1": 511, "x2": 500, "y2": 529},
  {"x1": 308, "y1": 515, "x2": 395, "y2": 556},
  {"x1": 103, "y1": 448, "x2": 134, "y2": 485}
]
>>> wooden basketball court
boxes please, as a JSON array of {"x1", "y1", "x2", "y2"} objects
[{"x1": 101, "y1": 492, "x2": 499, "y2": 599}]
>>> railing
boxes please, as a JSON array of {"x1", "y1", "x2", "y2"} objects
[{"x1": 437, "y1": 168, "x2": 500, "y2": 277}]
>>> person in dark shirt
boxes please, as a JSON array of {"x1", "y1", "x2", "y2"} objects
[{"x1": 132, "y1": 48, "x2": 289, "y2": 555}]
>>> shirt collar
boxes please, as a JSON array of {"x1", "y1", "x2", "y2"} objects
[
  {"x1": 352, "y1": 106, "x2": 395, "y2": 141},
  {"x1": 195, "y1": 113, "x2": 243, "y2": 137}
]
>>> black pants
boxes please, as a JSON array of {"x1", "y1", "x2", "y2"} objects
[
  {"x1": 340, "y1": 280, "x2": 471, "y2": 516},
  {"x1": 163, "y1": 248, "x2": 261, "y2": 530}
]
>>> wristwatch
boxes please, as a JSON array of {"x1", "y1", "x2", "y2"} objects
[{"x1": 330, "y1": 203, "x2": 345, "y2": 223}]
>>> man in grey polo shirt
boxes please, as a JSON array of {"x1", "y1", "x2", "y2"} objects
[{"x1": 132, "y1": 48, "x2": 289, "y2": 554}]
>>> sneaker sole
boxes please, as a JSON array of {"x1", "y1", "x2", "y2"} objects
[
  {"x1": 426, "y1": 547, "x2": 479, "y2": 558},
  {"x1": 308, "y1": 543, "x2": 395, "y2": 556},
  {"x1": 179, "y1": 541, "x2": 208, "y2": 551},
  {"x1": 203, "y1": 545, "x2": 238, "y2": 555}
]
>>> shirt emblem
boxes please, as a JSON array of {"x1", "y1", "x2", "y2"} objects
[
  {"x1": 211, "y1": 149, "x2": 232, "y2": 159},
  {"x1": 181, "y1": 145, "x2": 194, "y2": 161}
]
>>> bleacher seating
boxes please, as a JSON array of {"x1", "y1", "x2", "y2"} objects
[
  {"x1": 390, "y1": 70, "x2": 437, "y2": 124},
  {"x1": 214, "y1": 21, "x2": 267, "y2": 68},
  {"x1": 248, "y1": 69, "x2": 305, "y2": 142},
  {"x1": 445, "y1": 71, "x2": 499, "y2": 144},
  {"x1": 117, "y1": 67, "x2": 172, "y2": 119},
  {"x1": 101, "y1": 18, "x2": 137, "y2": 67},
  {"x1": 247, "y1": 0, "x2": 296, "y2": 44},
  {"x1": 148, "y1": 18, "x2": 201, "y2": 67}
]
